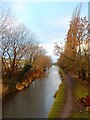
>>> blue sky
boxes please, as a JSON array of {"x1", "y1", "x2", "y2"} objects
[{"x1": 1, "y1": 1, "x2": 88, "y2": 62}]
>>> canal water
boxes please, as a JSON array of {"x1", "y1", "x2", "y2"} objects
[{"x1": 2, "y1": 66, "x2": 61, "y2": 118}]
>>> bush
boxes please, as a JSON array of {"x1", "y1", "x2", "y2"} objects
[
  {"x1": 17, "y1": 64, "x2": 33, "y2": 82},
  {"x1": 81, "y1": 67, "x2": 86, "y2": 80}
]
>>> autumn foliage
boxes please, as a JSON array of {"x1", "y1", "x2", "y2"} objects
[{"x1": 54, "y1": 4, "x2": 90, "y2": 81}]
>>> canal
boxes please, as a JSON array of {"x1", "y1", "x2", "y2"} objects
[{"x1": 2, "y1": 66, "x2": 61, "y2": 118}]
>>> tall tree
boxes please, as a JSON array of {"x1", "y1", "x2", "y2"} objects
[{"x1": 54, "y1": 4, "x2": 88, "y2": 79}]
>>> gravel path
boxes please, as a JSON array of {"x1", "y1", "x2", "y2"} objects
[{"x1": 59, "y1": 72, "x2": 74, "y2": 118}]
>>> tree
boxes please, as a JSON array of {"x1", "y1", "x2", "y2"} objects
[
  {"x1": 1, "y1": 24, "x2": 32, "y2": 77},
  {"x1": 54, "y1": 4, "x2": 89, "y2": 80},
  {"x1": 25, "y1": 43, "x2": 46, "y2": 65},
  {"x1": 0, "y1": 9, "x2": 36, "y2": 78},
  {"x1": 34, "y1": 55, "x2": 52, "y2": 70}
]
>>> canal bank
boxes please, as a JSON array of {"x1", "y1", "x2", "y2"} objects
[
  {"x1": 48, "y1": 70, "x2": 90, "y2": 119},
  {"x1": 48, "y1": 69, "x2": 67, "y2": 118},
  {"x1": 2, "y1": 66, "x2": 61, "y2": 118},
  {"x1": 2, "y1": 68, "x2": 44, "y2": 100}
]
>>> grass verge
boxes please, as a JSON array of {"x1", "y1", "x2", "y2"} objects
[
  {"x1": 48, "y1": 69, "x2": 66, "y2": 118},
  {"x1": 70, "y1": 76, "x2": 90, "y2": 118}
]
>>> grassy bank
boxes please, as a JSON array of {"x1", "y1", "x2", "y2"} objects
[
  {"x1": 70, "y1": 75, "x2": 90, "y2": 118},
  {"x1": 48, "y1": 69, "x2": 90, "y2": 119},
  {"x1": 2, "y1": 68, "x2": 44, "y2": 100},
  {"x1": 48, "y1": 69, "x2": 67, "y2": 118}
]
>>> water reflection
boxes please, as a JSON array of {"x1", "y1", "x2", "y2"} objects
[{"x1": 2, "y1": 66, "x2": 61, "y2": 118}]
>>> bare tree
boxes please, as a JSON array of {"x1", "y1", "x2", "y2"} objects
[
  {"x1": 1, "y1": 23, "x2": 32, "y2": 77},
  {"x1": 25, "y1": 43, "x2": 46, "y2": 65}
]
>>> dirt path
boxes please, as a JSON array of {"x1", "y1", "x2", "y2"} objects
[{"x1": 59, "y1": 72, "x2": 74, "y2": 118}]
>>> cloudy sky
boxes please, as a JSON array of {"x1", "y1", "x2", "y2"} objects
[{"x1": 1, "y1": 1, "x2": 88, "y2": 62}]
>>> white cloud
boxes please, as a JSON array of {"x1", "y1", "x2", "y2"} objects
[
  {"x1": 50, "y1": 32, "x2": 67, "y2": 43},
  {"x1": 49, "y1": 17, "x2": 70, "y2": 28},
  {"x1": 40, "y1": 43, "x2": 64, "y2": 62},
  {"x1": 34, "y1": 29, "x2": 67, "y2": 44},
  {"x1": 40, "y1": 43, "x2": 57, "y2": 62},
  {"x1": 9, "y1": 3, "x2": 32, "y2": 23},
  {"x1": 41, "y1": 16, "x2": 70, "y2": 43},
  {"x1": 11, "y1": 3, "x2": 26, "y2": 13},
  {"x1": 40, "y1": 43, "x2": 54, "y2": 54}
]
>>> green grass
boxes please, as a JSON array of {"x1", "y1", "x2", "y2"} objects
[
  {"x1": 48, "y1": 79, "x2": 66, "y2": 118},
  {"x1": 74, "y1": 80, "x2": 89, "y2": 98},
  {"x1": 59, "y1": 68, "x2": 63, "y2": 75},
  {"x1": 48, "y1": 69, "x2": 90, "y2": 118},
  {"x1": 59, "y1": 68, "x2": 64, "y2": 80},
  {"x1": 70, "y1": 78, "x2": 90, "y2": 118},
  {"x1": 71, "y1": 111, "x2": 89, "y2": 118}
]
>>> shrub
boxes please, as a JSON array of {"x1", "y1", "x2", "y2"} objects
[
  {"x1": 81, "y1": 67, "x2": 86, "y2": 80},
  {"x1": 17, "y1": 64, "x2": 33, "y2": 82}
]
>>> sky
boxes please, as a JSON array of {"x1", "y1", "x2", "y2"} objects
[{"x1": 1, "y1": 1, "x2": 88, "y2": 62}]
